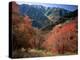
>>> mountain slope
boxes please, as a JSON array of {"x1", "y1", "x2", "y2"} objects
[{"x1": 19, "y1": 4, "x2": 72, "y2": 29}]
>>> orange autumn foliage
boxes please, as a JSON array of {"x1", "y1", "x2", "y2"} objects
[
  {"x1": 42, "y1": 18, "x2": 78, "y2": 54},
  {"x1": 12, "y1": 16, "x2": 36, "y2": 50},
  {"x1": 11, "y1": 1, "x2": 20, "y2": 25}
]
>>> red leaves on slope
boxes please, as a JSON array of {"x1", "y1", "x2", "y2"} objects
[
  {"x1": 12, "y1": 1, "x2": 19, "y2": 13},
  {"x1": 11, "y1": 1, "x2": 41, "y2": 50},
  {"x1": 42, "y1": 18, "x2": 78, "y2": 54},
  {"x1": 12, "y1": 15, "x2": 36, "y2": 50},
  {"x1": 11, "y1": 1, "x2": 20, "y2": 25},
  {"x1": 23, "y1": 16, "x2": 32, "y2": 28}
]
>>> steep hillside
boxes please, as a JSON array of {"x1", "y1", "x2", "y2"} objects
[
  {"x1": 19, "y1": 4, "x2": 72, "y2": 28},
  {"x1": 42, "y1": 18, "x2": 78, "y2": 54}
]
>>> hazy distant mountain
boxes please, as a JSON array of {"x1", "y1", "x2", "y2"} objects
[
  {"x1": 19, "y1": 4, "x2": 77, "y2": 29},
  {"x1": 19, "y1": 4, "x2": 50, "y2": 28}
]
